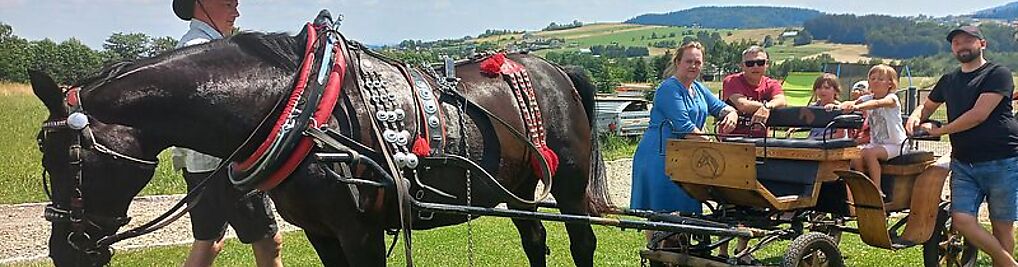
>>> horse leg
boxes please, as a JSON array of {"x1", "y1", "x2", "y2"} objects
[
  {"x1": 551, "y1": 166, "x2": 597, "y2": 267},
  {"x1": 305, "y1": 231, "x2": 349, "y2": 267},
  {"x1": 336, "y1": 223, "x2": 387, "y2": 266},
  {"x1": 511, "y1": 212, "x2": 549, "y2": 267},
  {"x1": 509, "y1": 177, "x2": 550, "y2": 267}
]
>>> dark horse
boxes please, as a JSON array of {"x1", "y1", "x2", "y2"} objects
[{"x1": 33, "y1": 26, "x2": 609, "y2": 266}]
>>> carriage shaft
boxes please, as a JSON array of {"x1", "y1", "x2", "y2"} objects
[{"x1": 413, "y1": 201, "x2": 768, "y2": 238}]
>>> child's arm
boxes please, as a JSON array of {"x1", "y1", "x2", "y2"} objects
[{"x1": 844, "y1": 95, "x2": 896, "y2": 111}]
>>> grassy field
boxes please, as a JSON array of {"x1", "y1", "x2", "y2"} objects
[
  {"x1": 0, "y1": 84, "x2": 186, "y2": 204},
  {"x1": 14, "y1": 215, "x2": 991, "y2": 266}
]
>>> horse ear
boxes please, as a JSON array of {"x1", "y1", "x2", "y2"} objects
[{"x1": 28, "y1": 69, "x2": 67, "y2": 117}]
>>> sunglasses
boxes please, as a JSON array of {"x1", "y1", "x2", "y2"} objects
[{"x1": 743, "y1": 59, "x2": 767, "y2": 67}]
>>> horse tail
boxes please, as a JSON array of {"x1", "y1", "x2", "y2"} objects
[{"x1": 562, "y1": 66, "x2": 614, "y2": 216}]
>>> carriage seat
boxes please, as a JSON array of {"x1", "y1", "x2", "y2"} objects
[
  {"x1": 884, "y1": 150, "x2": 935, "y2": 165},
  {"x1": 722, "y1": 136, "x2": 857, "y2": 149},
  {"x1": 721, "y1": 106, "x2": 863, "y2": 149}
]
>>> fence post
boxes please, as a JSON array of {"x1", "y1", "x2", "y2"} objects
[{"x1": 906, "y1": 86, "x2": 917, "y2": 115}]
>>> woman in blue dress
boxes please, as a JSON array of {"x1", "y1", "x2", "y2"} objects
[{"x1": 630, "y1": 42, "x2": 739, "y2": 214}]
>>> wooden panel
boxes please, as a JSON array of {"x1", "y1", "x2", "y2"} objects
[
  {"x1": 881, "y1": 161, "x2": 933, "y2": 176},
  {"x1": 900, "y1": 165, "x2": 950, "y2": 244},
  {"x1": 816, "y1": 160, "x2": 852, "y2": 183},
  {"x1": 837, "y1": 170, "x2": 894, "y2": 249},
  {"x1": 885, "y1": 174, "x2": 917, "y2": 211},
  {"x1": 666, "y1": 140, "x2": 757, "y2": 190},
  {"x1": 755, "y1": 147, "x2": 860, "y2": 161}
]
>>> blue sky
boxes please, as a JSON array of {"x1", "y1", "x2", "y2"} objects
[{"x1": 0, "y1": 0, "x2": 1013, "y2": 49}]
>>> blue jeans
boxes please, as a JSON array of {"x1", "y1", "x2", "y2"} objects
[{"x1": 950, "y1": 156, "x2": 1018, "y2": 221}]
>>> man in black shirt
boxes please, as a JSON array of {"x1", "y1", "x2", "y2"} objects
[{"x1": 907, "y1": 25, "x2": 1018, "y2": 266}]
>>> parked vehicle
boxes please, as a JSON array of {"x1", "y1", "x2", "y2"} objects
[{"x1": 594, "y1": 96, "x2": 650, "y2": 137}]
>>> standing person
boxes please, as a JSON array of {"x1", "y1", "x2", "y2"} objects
[
  {"x1": 630, "y1": 41, "x2": 738, "y2": 214},
  {"x1": 722, "y1": 45, "x2": 788, "y2": 137},
  {"x1": 171, "y1": 1, "x2": 283, "y2": 266},
  {"x1": 907, "y1": 25, "x2": 1018, "y2": 267},
  {"x1": 836, "y1": 64, "x2": 907, "y2": 198}
]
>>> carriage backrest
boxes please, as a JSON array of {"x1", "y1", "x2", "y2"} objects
[{"x1": 766, "y1": 106, "x2": 863, "y2": 129}]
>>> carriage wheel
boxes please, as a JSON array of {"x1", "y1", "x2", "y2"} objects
[
  {"x1": 782, "y1": 232, "x2": 844, "y2": 267},
  {"x1": 923, "y1": 206, "x2": 977, "y2": 267}
]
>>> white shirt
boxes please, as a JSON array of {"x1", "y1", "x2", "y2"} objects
[
  {"x1": 859, "y1": 94, "x2": 907, "y2": 146},
  {"x1": 171, "y1": 20, "x2": 225, "y2": 173}
]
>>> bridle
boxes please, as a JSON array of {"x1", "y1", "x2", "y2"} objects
[{"x1": 37, "y1": 86, "x2": 159, "y2": 257}]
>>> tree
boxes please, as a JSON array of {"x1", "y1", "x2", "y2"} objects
[
  {"x1": 593, "y1": 60, "x2": 626, "y2": 93},
  {"x1": 793, "y1": 30, "x2": 813, "y2": 46},
  {"x1": 652, "y1": 50, "x2": 672, "y2": 79},
  {"x1": 0, "y1": 23, "x2": 12, "y2": 41},
  {"x1": 632, "y1": 57, "x2": 649, "y2": 82},
  {"x1": 104, "y1": 32, "x2": 152, "y2": 61},
  {"x1": 763, "y1": 35, "x2": 775, "y2": 48},
  {"x1": 54, "y1": 38, "x2": 104, "y2": 84},
  {"x1": 0, "y1": 23, "x2": 31, "y2": 82},
  {"x1": 148, "y1": 36, "x2": 178, "y2": 57}
]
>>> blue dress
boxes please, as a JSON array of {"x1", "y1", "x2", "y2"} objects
[{"x1": 630, "y1": 77, "x2": 728, "y2": 213}]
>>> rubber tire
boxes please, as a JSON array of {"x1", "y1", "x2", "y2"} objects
[
  {"x1": 783, "y1": 232, "x2": 844, "y2": 267},
  {"x1": 923, "y1": 206, "x2": 978, "y2": 267}
]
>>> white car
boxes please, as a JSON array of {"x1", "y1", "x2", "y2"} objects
[{"x1": 594, "y1": 97, "x2": 650, "y2": 137}]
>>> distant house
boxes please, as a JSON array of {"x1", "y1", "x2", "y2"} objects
[
  {"x1": 578, "y1": 48, "x2": 592, "y2": 54},
  {"x1": 781, "y1": 31, "x2": 799, "y2": 38}
]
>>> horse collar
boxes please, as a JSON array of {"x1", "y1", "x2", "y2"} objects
[{"x1": 228, "y1": 21, "x2": 348, "y2": 192}]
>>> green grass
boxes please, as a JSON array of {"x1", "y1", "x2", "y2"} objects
[
  {"x1": 782, "y1": 72, "x2": 824, "y2": 106},
  {"x1": 13, "y1": 215, "x2": 647, "y2": 266},
  {"x1": 0, "y1": 92, "x2": 186, "y2": 204},
  {"x1": 12, "y1": 215, "x2": 996, "y2": 266},
  {"x1": 768, "y1": 45, "x2": 832, "y2": 62},
  {"x1": 601, "y1": 134, "x2": 640, "y2": 161},
  {"x1": 567, "y1": 27, "x2": 731, "y2": 48}
]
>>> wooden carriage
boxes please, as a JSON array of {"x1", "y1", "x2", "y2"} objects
[{"x1": 644, "y1": 107, "x2": 967, "y2": 266}]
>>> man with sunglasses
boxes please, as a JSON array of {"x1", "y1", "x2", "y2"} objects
[
  {"x1": 171, "y1": 0, "x2": 283, "y2": 266},
  {"x1": 722, "y1": 46, "x2": 788, "y2": 137}
]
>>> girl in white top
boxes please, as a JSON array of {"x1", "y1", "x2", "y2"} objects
[{"x1": 832, "y1": 64, "x2": 907, "y2": 197}]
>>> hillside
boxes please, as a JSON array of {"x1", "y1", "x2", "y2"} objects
[
  {"x1": 972, "y1": 1, "x2": 1018, "y2": 19},
  {"x1": 625, "y1": 6, "x2": 822, "y2": 29}
]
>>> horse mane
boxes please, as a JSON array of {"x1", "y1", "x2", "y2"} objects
[
  {"x1": 230, "y1": 31, "x2": 302, "y2": 72},
  {"x1": 72, "y1": 31, "x2": 303, "y2": 91}
]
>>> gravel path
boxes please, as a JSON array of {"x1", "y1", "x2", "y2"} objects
[
  {"x1": 0, "y1": 195, "x2": 299, "y2": 264},
  {"x1": 1, "y1": 158, "x2": 988, "y2": 264}
]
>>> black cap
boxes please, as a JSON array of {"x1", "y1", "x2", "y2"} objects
[
  {"x1": 947, "y1": 25, "x2": 984, "y2": 42},
  {"x1": 173, "y1": 0, "x2": 195, "y2": 21}
]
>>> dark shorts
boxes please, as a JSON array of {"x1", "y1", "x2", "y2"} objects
[{"x1": 184, "y1": 170, "x2": 278, "y2": 244}]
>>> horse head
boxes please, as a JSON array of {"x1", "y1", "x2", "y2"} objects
[{"x1": 31, "y1": 30, "x2": 304, "y2": 266}]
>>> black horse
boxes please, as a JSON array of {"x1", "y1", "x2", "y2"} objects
[{"x1": 33, "y1": 26, "x2": 609, "y2": 266}]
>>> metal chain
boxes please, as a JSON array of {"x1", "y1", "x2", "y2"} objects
[
  {"x1": 423, "y1": 62, "x2": 474, "y2": 266},
  {"x1": 458, "y1": 91, "x2": 475, "y2": 267}
]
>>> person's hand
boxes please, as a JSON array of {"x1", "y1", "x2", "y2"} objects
[
  {"x1": 838, "y1": 102, "x2": 856, "y2": 113},
  {"x1": 719, "y1": 111, "x2": 738, "y2": 134},
  {"x1": 823, "y1": 103, "x2": 838, "y2": 111},
  {"x1": 751, "y1": 106, "x2": 770, "y2": 125},
  {"x1": 919, "y1": 122, "x2": 943, "y2": 137},
  {"x1": 905, "y1": 115, "x2": 922, "y2": 136}
]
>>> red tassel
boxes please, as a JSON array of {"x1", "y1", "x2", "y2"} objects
[
  {"x1": 479, "y1": 53, "x2": 506, "y2": 75},
  {"x1": 411, "y1": 136, "x2": 430, "y2": 157},
  {"x1": 530, "y1": 146, "x2": 560, "y2": 179}
]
